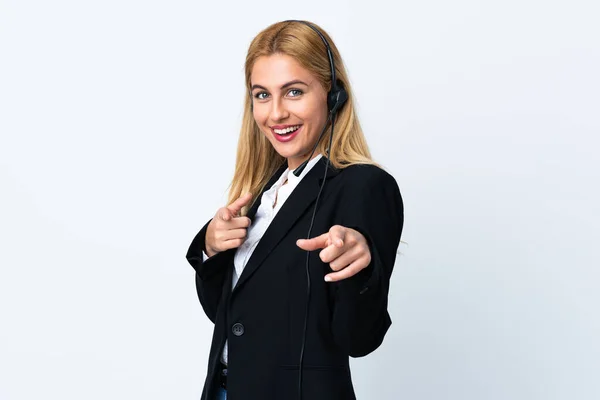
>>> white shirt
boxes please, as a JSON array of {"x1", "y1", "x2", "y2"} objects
[{"x1": 204, "y1": 154, "x2": 324, "y2": 365}]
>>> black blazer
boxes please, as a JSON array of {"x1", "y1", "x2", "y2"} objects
[{"x1": 186, "y1": 157, "x2": 403, "y2": 400}]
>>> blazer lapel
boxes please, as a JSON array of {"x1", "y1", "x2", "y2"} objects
[
  {"x1": 233, "y1": 157, "x2": 339, "y2": 294},
  {"x1": 246, "y1": 163, "x2": 287, "y2": 220}
]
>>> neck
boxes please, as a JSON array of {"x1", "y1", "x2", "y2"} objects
[{"x1": 288, "y1": 153, "x2": 321, "y2": 171}]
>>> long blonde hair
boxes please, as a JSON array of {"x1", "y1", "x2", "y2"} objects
[{"x1": 229, "y1": 20, "x2": 375, "y2": 214}]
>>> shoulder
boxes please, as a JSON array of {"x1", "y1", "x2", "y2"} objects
[
  {"x1": 332, "y1": 162, "x2": 404, "y2": 233},
  {"x1": 337, "y1": 163, "x2": 399, "y2": 190}
]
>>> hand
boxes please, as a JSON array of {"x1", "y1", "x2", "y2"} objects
[
  {"x1": 296, "y1": 225, "x2": 372, "y2": 282},
  {"x1": 205, "y1": 193, "x2": 253, "y2": 257}
]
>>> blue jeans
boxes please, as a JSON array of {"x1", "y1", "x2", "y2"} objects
[{"x1": 215, "y1": 387, "x2": 227, "y2": 400}]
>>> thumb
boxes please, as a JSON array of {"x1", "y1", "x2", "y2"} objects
[
  {"x1": 221, "y1": 209, "x2": 231, "y2": 221},
  {"x1": 220, "y1": 207, "x2": 233, "y2": 222},
  {"x1": 329, "y1": 225, "x2": 346, "y2": 248}
]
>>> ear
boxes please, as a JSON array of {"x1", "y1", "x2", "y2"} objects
[{"x1": 327, "y1": 80, "x2": 348, "y2": 114}]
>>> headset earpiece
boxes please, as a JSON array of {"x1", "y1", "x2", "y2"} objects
[
  {"x1": 284, "y1": 19, "x2": 347, "y2": 116},
  {"x1": 327, "y1": 82, "x2": 348, "y2": 115}
]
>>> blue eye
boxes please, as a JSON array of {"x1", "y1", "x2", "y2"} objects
[
  {"x1": 254, "y1": 92, "x2": 269, "y2": 100},
  {"x1": 288, "y1": 89, "x2": 303, "y2": 97}
]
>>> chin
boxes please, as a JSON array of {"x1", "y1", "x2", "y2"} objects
[
  {"x1": 264, "y1": 133, "x2": 311, "y2": 161},
  {"x1": 273, "y1": 148, "x2": 299, "y2": 160}
]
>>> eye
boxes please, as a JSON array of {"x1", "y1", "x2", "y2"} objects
[
  {"x1": 287, "y1": 89, "x2": 303, "y2": 97},
  {"x1": 254, "y1": 91, "x2": 269, "y2": 100}
]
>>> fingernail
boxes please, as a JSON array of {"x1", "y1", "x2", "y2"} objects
[{"x1": 324, "y1": 276, "x2": 332, "y2": 282}]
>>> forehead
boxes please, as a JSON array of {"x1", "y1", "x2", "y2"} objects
[{"x1": 250, "y1": 54, "x2": 314, "y2": 87}]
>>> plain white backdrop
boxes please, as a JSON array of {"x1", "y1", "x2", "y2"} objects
[{"x1": 1, "y1": 0, "x2": 599, "y2": 399}]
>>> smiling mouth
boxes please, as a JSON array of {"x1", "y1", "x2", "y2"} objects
[{"x1": 273, "y1": 125, "x2": 302, "y2": 135}]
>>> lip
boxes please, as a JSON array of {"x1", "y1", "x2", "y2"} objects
[{"x1": 270, "y1": 125, "x2": 303, "y2": 143}]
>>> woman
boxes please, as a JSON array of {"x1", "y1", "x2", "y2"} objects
[{"x1": 186, "y1": 20, "x2": 403, "y2": 400}]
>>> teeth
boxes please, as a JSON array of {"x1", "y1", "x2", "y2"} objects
[{"x1": 274, "y1": 125, "x2": 301, "y2": 135}]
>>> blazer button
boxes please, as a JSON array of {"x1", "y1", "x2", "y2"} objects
[{"x1": 232, "y1": 322, "x2": 245, "y2": 337}]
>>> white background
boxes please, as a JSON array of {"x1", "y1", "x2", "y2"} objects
[{"x1": 1, "y1": 0, "x2": 599, "y2": 399}]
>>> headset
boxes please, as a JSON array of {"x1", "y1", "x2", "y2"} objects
[
  {"x1": 282, "y1": 20, "x2": 348, "y2": 400},
  {"x1": 290, "y1": 21, "x2": 348, "y2": 177}
]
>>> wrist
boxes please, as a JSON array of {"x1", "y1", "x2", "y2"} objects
[
  {"x1": 205, "y1": 244, "x2": 218, "y2": 258},
  {"x1": 204, "y1": 220, "x2": 219, "y2": 257}
]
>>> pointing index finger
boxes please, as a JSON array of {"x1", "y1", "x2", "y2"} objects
[
  {"x1": 227, "y1": 192, "x2": 253, "y2": 216},
  {"x1": 296, "y1": 232, "x2": 329, "y2": 251}
]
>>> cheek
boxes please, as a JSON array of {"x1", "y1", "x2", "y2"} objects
[
  {"x1": 252, "y1": 107, "x2": 268, "y2": 127},
  {"x1": 302, "y1": 97, "x2": 328, "y2": 125},
  {"x1": 253, "y1": 116, "x2": 273, "y2": 140},
  {"x1": 287, "y1": 102, "x2": 317, "y2": 124},
  {"x1": 306, "y1": 107, "x2": 328, "y2": 129}
]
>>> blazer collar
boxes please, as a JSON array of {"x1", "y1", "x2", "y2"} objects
[{"x1": 234, "y1": 156, "x2": 339, "y2": 294}]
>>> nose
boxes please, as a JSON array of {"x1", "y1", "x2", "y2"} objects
[{"x1": 269, "y1": 97, "x2": 289, "y2": 122}]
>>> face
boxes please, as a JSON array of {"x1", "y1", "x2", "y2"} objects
[{"x1": 250, "y1": 53, "x2": 328, "y2": 170}]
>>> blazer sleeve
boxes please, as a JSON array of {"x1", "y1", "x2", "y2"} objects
[
  {"x1": 330, "y1": 167, "x2": 404, "y2": 357},
  {"x1": 185, "y1": 218, "x2": 234, "y2": 323}
]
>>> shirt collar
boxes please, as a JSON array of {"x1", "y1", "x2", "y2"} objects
[{"x1": 269, "y1": 153, "x2": 325, "y2": 191}]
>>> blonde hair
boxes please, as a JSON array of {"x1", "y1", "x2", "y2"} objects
[{"x1": 229, "y1": 20, "x2": 376, "y2": 214}]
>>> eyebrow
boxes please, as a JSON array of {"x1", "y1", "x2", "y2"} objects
[{"x1": 251, "y1": 79, "x2": 309, "y2": 91}]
